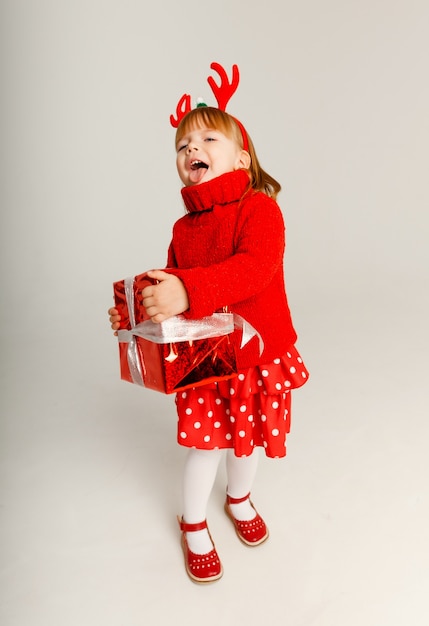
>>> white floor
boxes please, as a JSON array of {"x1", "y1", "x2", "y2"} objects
[{"x1": 1, "y1": 276, "x2": 428, "y2": 626}]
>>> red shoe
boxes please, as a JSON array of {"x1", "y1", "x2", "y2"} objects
[
  {"x1": 178, "y1": 518, "x2": 223, "y2": 584},
  {"x1": 224, "y1": 493, "x2": 269, "y2": 546}
]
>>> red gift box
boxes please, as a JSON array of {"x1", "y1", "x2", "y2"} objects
[{"x1": 113, "y1": 273, "x2": 238, "y2": 394}]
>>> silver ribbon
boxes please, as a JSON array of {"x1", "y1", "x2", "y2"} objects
[
  {"x1": 118, "y1": 313, "x2": 234, "y2": 344},
  {"x1": 120, "y1": 276, "x2": 146, "y2": 385},
  {"x1": 117, "y1": 276, "x2": 265, "y2": 386}
]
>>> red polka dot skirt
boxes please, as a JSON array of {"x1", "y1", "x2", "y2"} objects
[{"x1": 175, "y1": 345, "x2": 309, "y2": 459}]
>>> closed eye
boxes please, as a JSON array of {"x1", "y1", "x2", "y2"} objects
[{"x1": 177, "y1": 143, "x2": 187, "y2": 152}]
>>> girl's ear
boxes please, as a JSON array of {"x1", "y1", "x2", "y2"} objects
[{"x1": 236, "y1": 150, "x2": 251, "y2": 170}]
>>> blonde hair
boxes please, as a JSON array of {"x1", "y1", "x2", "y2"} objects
[{"x1": 175, "y1": 107, "x2": 281, "y2": 200}]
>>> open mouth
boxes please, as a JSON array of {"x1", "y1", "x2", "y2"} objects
[
  {"x1": 190, "y1": 160, "x2": 208, "y2": 171},
  {"x1": 189, "y1": 160, "x2": 209, "y2": 184}
]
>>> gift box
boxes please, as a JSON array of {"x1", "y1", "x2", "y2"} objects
[{"x1": 113, "y1": 273, "x2": 238, "y2": 393}]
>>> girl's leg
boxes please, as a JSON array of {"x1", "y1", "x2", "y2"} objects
[
  {"x1": 226, "y1": 448, "x2": 259, "y2": 521},
  {"x1": 182, "y1": 447, "x2": 223, "y2": 554}
]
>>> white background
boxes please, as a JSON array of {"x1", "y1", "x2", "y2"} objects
[{"x1": 1, "y1": 1, "x2": 428, "y2": 625}]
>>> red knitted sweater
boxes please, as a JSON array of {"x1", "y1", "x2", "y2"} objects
[{"x1": 166, "y1": 169, "x2": 298, "y2": 370}]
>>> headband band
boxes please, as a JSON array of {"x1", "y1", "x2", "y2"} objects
[{"x1": 232, "y1": 116, "x2": 249, "y2": 152}]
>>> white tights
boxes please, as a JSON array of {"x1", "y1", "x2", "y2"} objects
[{"x1": 182, "y1": 448, "x2": 259, "y2": 554}]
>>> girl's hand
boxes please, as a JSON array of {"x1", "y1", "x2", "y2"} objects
[
  {"x1": 142, "y1": 270, "x2": 189, "y2": 323},
  {"x1": 108, "y1": 307, "x2": 121, "y2": 336}
]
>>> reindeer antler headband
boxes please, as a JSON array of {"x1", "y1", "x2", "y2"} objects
[{"x1": 169, "y1": 62, "x2": 249, "y2": 152}]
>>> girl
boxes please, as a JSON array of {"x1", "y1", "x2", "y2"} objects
[{"x1": 109, "y1": 103, "x2": 309, "y2": 584}]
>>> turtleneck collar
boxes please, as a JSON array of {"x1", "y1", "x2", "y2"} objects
[{"x1": 181, "y1": 169, "x2": 251, "y2": 214}]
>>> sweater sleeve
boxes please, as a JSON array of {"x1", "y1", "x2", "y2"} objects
[
  {"x1": 170, "y1": 195, "x2": 286, "y2": 319},
  {"x1": 166, "y1": 241, "x2": 178, "y2": 268}
]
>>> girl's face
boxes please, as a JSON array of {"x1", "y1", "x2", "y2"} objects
[{"x1": 176, "y1": 125, "x2": 250, "y2": 186}]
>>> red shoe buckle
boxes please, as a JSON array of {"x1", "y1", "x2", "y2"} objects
[{"x1": 224, "y1": 493, "x2": 269, "y2": 546}]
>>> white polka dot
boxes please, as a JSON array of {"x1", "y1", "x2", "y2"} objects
[
  {"x1": 290, "y1": 366, "x2": 296, "y2": 374},
  {"x1": 262, "y1": 369, "x2": 269, "y2": 377},
  {"x1": 185, "y1": 408, "x2": 193, "y2": 415},
  {"x1": 194, "y1": 421, "x2": 201, "y2": 429},
  {"x1": 272, "y1": 428, "x2": 280, "y2": 436},
  {"x1": 297, "y1": 357, "x2": 302, "y2": 363},
  {"x1": 274, "y1": 358, "x2": 281, "y2": 364},
  {"x1": 181, "y1": 392, "x2": 187, "y2": 399},
  {"x1": 275, "y1": 383, "x2": 282, "y2": 390},
  {"x1": 261, "y1": 414, "x2": 267, "y2": 422},
  {"x1": 257, "y1": 379, "x2": 263, "y2": 386},
  {"x1": 230, "y1": 388, "x2": 235, "y2": 395},
  {"x1": 225, "y1": 433, "x2": 232, "y2": 440},
  {"x1": 250, "y1": 439, "x2": 254, "y2": 446},
  {"x1": 204, "y1": 435, "x2": 211, "y2": 442},
  {"x1": 215, "y1": 398, "x2": 222, "y2": 405},
  {"x1": 180, "y1": 432, "x2": 187, "y2": 439},
  {"x1": 207, "y1": 411, "x2": 213, "y2": 418},
  {"x1": 198, "y1": 397, "x2": 204, "y2": 404},
  {"x1": 248, "y1": 415, "x2": 254, "y2": 422},
  {"x1": 287, "y1": 352, "x2": 292, "y2": 358},
  {"x1": 240, "y1": 405, "x2": 247, "y2": 413},
  {"x1": 272, "y1": 401, "x2": 279, "y2": 409},
  {"x1": 239, "y1": 430, "x2": 246, "y2": 438},
  {"x1": 302, "y1": 372, "x2": 307, "y2": 378},
  {"x1": 230, "y1": 416, "x2": 235, "y2": 423},
  {"x1": 285, "y1": 409, "x2": 289, "y2": 415},
  {"x1": 226, "y1": 409, "x2": 230, "y2": 415},
  {"x1": 285, "y1": 381, "x2": 291, "y2": 387},
  {"x1": 238, "y1": 373, "x2": 245, "y2": 381},
  {"x1": 214, "y1": 421, "x2": 221, "y2": 428},
  {"x1": 263, "y1": 441, "x2": 268, "y2": 447}
]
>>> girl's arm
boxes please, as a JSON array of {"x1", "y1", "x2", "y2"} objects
[
  {"x1": 171, "y1": 196, "x2": 285, "y2": 318},
  {"x1": 137, "y1": 240, "x2": 188, "y2": 323}
]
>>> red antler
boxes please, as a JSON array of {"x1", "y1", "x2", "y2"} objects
[
  {"x1": 207, "y1": 62, "x2": 240, "y2": 111},
  {"x1": 170, "y1": 93, "x2": 192, "y2": 128}
]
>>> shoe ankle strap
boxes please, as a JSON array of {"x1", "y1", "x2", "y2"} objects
[
  {"x1": 226, "y1": 492, "x2": 251, "y2": 505},
  {"x1": 178, "y1": 517, "x2": 208, "y2": 532}
]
